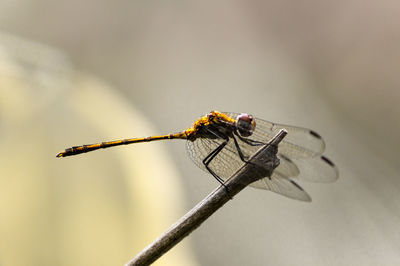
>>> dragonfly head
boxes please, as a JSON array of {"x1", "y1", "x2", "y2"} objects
[{"x1": 236, "y1": 113, "x2": 256, "y2": 137}]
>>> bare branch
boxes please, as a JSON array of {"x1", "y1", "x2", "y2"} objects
[{"x1": 125, "y1": 129, "x2": 288, "y2": 266}]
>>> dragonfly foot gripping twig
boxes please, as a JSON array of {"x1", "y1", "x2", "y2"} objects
[{"x1": 124, "y1": 129, "x2": 287, "y2": 266}]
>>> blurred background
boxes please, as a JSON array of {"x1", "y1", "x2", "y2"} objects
[{"x1": 1, "y1": 1, "x2": 400, "y2": 265}]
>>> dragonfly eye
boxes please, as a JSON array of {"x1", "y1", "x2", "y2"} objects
[{"x1": 236, "y1": 113, "x2": 256, "y2": 137}]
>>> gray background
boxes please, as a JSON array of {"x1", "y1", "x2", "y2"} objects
[{"x1": 1, "y1": 1, "x2": 400, "y2": 265}]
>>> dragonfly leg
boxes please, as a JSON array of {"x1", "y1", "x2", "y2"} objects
[
  {"x1": 235, "y1": 132, "x2": 265, "y2": 146},
  {"x1": 231, "y1": 133, "x2": 253, "y2": 164},
  {"x1": 202, "y1": 140, "x2": 233, "y2": 198},
  {"x1": 232, "y1": 132, "x2": 271, "y2": 172},
  {"x1": 202, "y1": 140, "x2": 228, "y2": 185},
  {"x1": 201, "y1": 127, "x2": 233, "y2": 197}
]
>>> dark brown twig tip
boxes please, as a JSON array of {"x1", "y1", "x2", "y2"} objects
[{"x1": 124, "y1": 129, "x2": 287, "y2": 266}]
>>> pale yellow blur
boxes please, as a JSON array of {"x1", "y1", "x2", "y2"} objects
[
  {"x1": 1, "y1": 1, "x2": 400, "y2": 265},
  {"x1": 0, "y1": 33, "x2": 197, "y2": 266}
]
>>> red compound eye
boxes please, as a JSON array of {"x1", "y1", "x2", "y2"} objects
[{"x1": 236, "y1": 113, "x2": 256, "y2": 137}]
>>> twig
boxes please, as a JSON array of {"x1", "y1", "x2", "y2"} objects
[{"x1": 125, "y1": 129, "x2": 288, "y2": 266}]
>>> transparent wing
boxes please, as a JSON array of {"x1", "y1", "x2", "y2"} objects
[
  {"x1": 223, "y1": 112, "x2": 338, "y2": 183},
  {"x1": 223, "y1": 112, "x2": 326, "y2": 159},
  {"x1": 276, "y1": 155, "x2": 300, "y2": 177},
  {"x1": 278, "y1": 154, "x2": 338, "y2": 183},
  {"x1": 186, "y1": 135, "x2": 312, "y2": 201},
  {"x1": 186, "y1": 112, "x2": 339, "y2": 201},
  {"x1": 186, "y1": 134, "x2": 253, "y2": 181},
  {"x1": 292, "y1": 155, "x2": 339, "y2": 182},
  {"x1": 250, "y1": 173, "x2": 312, "y2": 202}
]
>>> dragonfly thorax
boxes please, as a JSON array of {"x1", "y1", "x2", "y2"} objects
[{"x1": 185, "y1": 111, "x2": 256, "y2": 141}]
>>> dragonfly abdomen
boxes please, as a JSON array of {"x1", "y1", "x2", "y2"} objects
[{"x1": 56, "y1": 133, "x2": 187, "y2": 157}]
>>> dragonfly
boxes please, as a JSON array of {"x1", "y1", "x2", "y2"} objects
[{"x1": 57, "y1": 110, "x2": 338, "y2": 201}]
